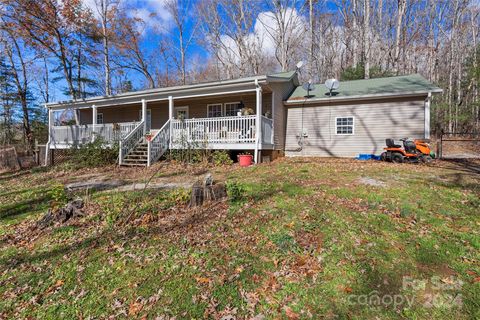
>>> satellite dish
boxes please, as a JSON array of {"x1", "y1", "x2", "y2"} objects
[
  {"x1": 325, "y1": 79, "x2": 340, "y2": 96},
  {"x1": 296, "y1": 61, "x2": 305, "y2": 70},
  {"x1": 302, "y1": 80, "x2": 315, "y2": 97},
  {"x1": 325, "y1": 79, "x2": 340, "y2": 91}
]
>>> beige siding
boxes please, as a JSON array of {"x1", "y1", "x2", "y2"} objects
[
  {"x1": 285, "y1": 96, "x2": 427, "y2": 157},
  {"x1": 270, "y1": 82, "x2": 296, "y2": 150}
]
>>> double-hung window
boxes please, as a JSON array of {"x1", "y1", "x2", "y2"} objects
[
  {"x1": 207, "y1": 104, "x2": 223, "y2": 118},
  {"x1": 224, "y1": 102, "x2": 242, "y2": 117},
  {"x1": 335, "y1": 117, "x2": 354, "y2": 135},
  {"x1": 96, "y1": 113, "x2": 104, "y2": 124}
]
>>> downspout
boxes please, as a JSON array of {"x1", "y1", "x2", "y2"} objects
[{"x1": 425, "y1": 91, "x2": 432, "y2": 139}]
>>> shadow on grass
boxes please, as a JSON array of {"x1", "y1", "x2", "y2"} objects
[
  {"x1": 0, "y1": 195, "x2": 51, "y2": 221},
  {"x1": 0, "y1": 170, "x2": 30, "y2": 182},
  {"x1": 0, "y1": 204, "x2": 214, "y2": 269},
  {"x1": 434, "y1": 159, "x2": 480, "y2": 176}
]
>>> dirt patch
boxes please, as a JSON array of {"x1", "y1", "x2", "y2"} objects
[{"x1": 357, "y1": 177, "x2": 387, "y2": 188}]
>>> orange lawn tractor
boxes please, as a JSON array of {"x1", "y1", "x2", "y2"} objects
[{"x1": 380, "y1": 138, "x2": 435, "y2": 163}]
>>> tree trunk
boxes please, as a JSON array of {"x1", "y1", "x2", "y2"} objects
[
  {"x1": 393, "y1": 0, "x2": 406, "y2": 75},
  {"x1": 5, "y1": 34, "x2": 33, "y2": 153},
  {"x1": 363, "y1": 0, "x2": 370, "y2": 79},
  {"x1": 352, "y1": 0, "x2": 358, "y2": 67},
  {"x1": 100, "y1": 0, "x2": 112, "y2": 95},
  {"x1": 309, "y1": 0, "x2": 315, "y2": 79}
]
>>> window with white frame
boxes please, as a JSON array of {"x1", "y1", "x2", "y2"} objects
[
  {"x1": 96, "y1": 113, "x2": 104, "y2": 124},
  {"x1": 224, "y1": 102, "x2": 242, "y2": 117},
  {"x1": 335, "y1": 117, "x2": 354, "y2": 135},
  {"x1": 207, "y1": 104, "x2": 223, "y2": 117}
]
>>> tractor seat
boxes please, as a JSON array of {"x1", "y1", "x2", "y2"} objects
[{"x1": 386, "y1": 139, "x2": 402, "y2": 148}]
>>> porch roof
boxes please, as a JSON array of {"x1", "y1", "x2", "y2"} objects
[{"x1": 46, "y1": 74, "x2": 271, "y2": 110}]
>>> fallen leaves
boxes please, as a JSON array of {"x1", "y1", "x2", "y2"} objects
[
  {"x1": 284, "y1": 306, "x2": 300, "y2": 320},
  {"x1": 195, "y1": 276, "x2": 211, "y2": 284},
  {"x1": 128, "y1": 301, "x2": 143, "y2": 316}
]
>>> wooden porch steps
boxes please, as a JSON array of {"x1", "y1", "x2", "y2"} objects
[{"x1": 122, "y1": 142, "x2": 148, "y2": 166}]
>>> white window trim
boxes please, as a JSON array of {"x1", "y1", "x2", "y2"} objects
[
  {"x1": 175, "y1": 106, "x2": 189, "y2": 119},
  {"x1": 96, "y1": 113, "x2": 104, "y2": 124},
  {"x1": 207, "y1": 103, "x2": 223, "y2": 118},
  {"x1": 335, "y1": 116, "x2": 355, "y2": 135}
]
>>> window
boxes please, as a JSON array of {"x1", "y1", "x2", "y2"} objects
[
  {"x1": 175, "y1": 106, "x2": 189, "y2": 119},
  {"x1": 224, "y1": 102, "x2": 242, "y2": 117},
  {"x1": 336, "y1": 117, "x2": 354, "y2": 135},
  {"x1": 96, "y1": 113, "x2": 104, "y2": 124},
  {"x1": 207, "y1": 104, "x2": 223, "y2": 117}
]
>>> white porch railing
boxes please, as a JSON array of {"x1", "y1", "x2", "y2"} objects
[
  {"x1": 50, "y1": 122, "x2": 138, "y2": 146},
  {"x1": 119, "y1": 121, "x2": 145, "y2": 165},
  {"x1": 147, "y1": 120, "x2": 170, "y2": 166},
  {"x1": 171, "y1": 115, "x2": 257, "y2": 147}
]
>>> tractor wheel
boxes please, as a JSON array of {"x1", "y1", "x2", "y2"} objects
[
  {"x1": 420, "y1": 155, "x2": 433, "y2": 163},
  {"x1": 391, "y1": 153, "x2": 404, "y2": 163},
  {"x1": 380, "y1": 152, "x2": 387, "y2": 161}
]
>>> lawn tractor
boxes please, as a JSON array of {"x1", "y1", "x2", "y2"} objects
[{"x1": 380, "y1": 138, "x2": 435, "y2": 163}]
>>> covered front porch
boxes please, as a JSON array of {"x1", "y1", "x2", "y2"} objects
[{"x1": 46, "y1": 79, "x2": 274, "y2": 166}]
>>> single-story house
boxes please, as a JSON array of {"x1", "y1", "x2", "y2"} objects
[{"x1": 44, "y1": 71, "x2": 442, "y2": 166}]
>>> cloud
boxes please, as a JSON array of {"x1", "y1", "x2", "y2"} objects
[
  {"x1": 128, "y1": 0, "x2": 173, "y2": 33},
  {"x1": 82, "y1": 0, "x2": 173, "y2": 33},
  {"x1": 213, "y1": 7, "x2": 306, "y2": 67}
]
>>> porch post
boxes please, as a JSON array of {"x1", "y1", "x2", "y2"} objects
[
  {"x1": 425, "y1": 92, "x2": 431, "y2": 139},
  {"x1": 168, "y1": 95, "x2": 174, "y2": 148},
  {"x1": 92, "y1": 104, "x2": 97, "y2": 142},
  {"x1": 141, "y1": 99, "x2": 147, "y2": 133},
  {"x1": 44, "y1": 107, "x2": 54, "y2": 166},
  {"x1": 254, "y1": 80, "x2": 262, "y2": 164}
]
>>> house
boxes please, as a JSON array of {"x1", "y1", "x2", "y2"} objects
[{"x1": 44, "y1": 71, "x2": 442, "y2": 166}]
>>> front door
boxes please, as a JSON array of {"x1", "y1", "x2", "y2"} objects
[
  {"x1": 139, "y1": 109, "x2": 152, "y2": 131},
  {"x1": 146, "y1": 109, "x2": 152, "y2": 131},
  {"x1": 175, "y1": 106, "x2": 189, "y2": 120}
]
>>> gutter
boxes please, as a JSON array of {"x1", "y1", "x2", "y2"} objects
[{"x1": 284, "y1": 89, "x2": 444, "y2": 106}]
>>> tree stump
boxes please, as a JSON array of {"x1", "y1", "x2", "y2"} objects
[{"x1": 189, "y1": 174, "x2": 227, "y2": 207}]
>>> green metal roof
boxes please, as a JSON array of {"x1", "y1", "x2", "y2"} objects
[
  {"x1": 286, "y1": 74, "x2": 443, "y2": 103},
  {"x1": 267, "y1": 70, "x2": 297, "y2": 80}
]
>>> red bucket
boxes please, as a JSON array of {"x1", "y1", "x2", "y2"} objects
[{"x1": 238, "y1": 154, "x2": 253, "y2": 167}]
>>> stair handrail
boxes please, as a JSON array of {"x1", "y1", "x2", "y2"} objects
[
  {"x1": 119, "y1": 120, "x2": 145, "y2": 165},
  {"x1": 147, "y1": 120, "x2": 170, "y2": 166}
]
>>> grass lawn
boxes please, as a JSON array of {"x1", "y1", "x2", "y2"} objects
[{"x1": 0, "y1": 158, "x2": 479, "y2": 319}]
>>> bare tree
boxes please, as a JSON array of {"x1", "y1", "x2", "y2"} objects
[
  {"x1": 1, "y1": 25, "x2": 33, "y2": 151},
  {"x1": 363, "y1": 0, "x2": 370, "y2": 79},
  {"x1": 393, "y1": 0, "x2": 407, "y2": 75},
  {"x1": 91, "y1": 0, "x2": 119, "y2": 95},
  {"x1": 259, "y1": 0, "x2": 307, "y2": 71},
  {"x1": 197, "y1": 0, "x2": 265, "y2": 78},
  {"x1": 164, "y1": 0, "x2": 198, "y2": 85},
  {"x1": 113, "y1": 14, "x2": 156, "y2": 89}
]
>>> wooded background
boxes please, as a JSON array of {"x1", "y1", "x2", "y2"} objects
[{"x1": 1, "y1": 0, "x2": 479, "y2": 152}]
